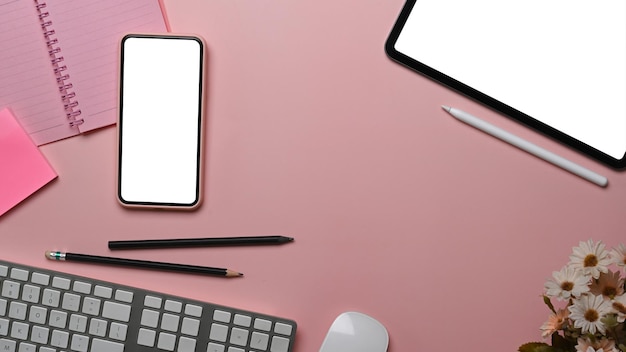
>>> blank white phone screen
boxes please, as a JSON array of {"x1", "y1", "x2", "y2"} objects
[
  {"x1": 395, "y1": 0, "x2": 626, "y2": 159},
  {"x1": 119, "y1": 36, "x2": 203, "y2": 206}
]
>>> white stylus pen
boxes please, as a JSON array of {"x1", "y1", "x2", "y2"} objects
[{"x1": 442, "y1": 106, "x2": 608, "y2": 187}]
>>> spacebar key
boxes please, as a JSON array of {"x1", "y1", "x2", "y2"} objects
[{"x1": 91, "y1": 338, "x2": 124, "y2": 352}]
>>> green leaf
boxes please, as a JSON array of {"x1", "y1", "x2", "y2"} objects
[
  {"x1": 551, "y1": 333, "x2": 575, "y2": 351},
  {"x1": 543, "y1": 295, "x2": 556, "y2": 314},
  {"x1": 518, "y1": 342, "x2": 550, "y2": 352},
  {"x1": 518, "y1": 342, "x2": 567, "y2": 352}
]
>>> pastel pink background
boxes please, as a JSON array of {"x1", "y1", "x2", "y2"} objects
[{"x1": 2, "y1": 1, "x2": 626, "y2": 351}]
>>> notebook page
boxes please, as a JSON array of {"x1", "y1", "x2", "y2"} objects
[
  {"x1": 44, "y1": 0, "x2": 167, "y2": 132},
  {"x1": 0, "y1": 0, "x2": 78, "y2": 145}
]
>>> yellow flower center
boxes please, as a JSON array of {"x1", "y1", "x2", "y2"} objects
[
  {"x1": 561, "y1": 281, "x2": 574, "y2": 291},
  {"x1": 584, "y1": 254, "x2": 598, "y2": 267},
  {"x1": 584, "y1": 309, "x2": 599, "y2": 322}
]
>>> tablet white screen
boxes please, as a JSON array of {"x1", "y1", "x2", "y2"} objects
[{"x1": 394, "y1": 0, "x2": 626, "y2": 159}]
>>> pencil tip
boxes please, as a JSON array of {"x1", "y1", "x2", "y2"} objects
[
  {"x1": 278, "y1": 236, "x2": 294, "y2": 243},
  {"x1": 441, "y1": 105, "x2": 451, "y2": 112},
  {"x1": 226, "y1": 269, "x2": 244, "y2": 277}
]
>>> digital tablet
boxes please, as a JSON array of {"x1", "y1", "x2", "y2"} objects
[{"x1": 385, "y1": 0, "x2": 626, "y2": 168}]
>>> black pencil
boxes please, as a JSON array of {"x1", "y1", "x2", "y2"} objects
[
  {"x1": 45, "y1": 251, "x2": 242, "y2": 277},
  {"x1": 108, "y1": 235, "x2": 294, "y2": 250}
]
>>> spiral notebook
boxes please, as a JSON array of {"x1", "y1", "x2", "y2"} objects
[{"x1": 0, "y1": 0, "x2": 168, "y2": 146}]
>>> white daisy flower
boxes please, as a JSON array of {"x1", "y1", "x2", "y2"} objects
[
  {"x1": 575, "y1": 337, "x2": 618, "y2": 352},
  {"x1": 545, "y1": 265, "x2": 590, "y2": 300},
  {"x1": 569, "y1": 240, "x2": 611, "y2": 279},
  {"x1": 568, "y1": 294, "x2": 612, "y2": 335},
  {"x1": 610, "y1": 243, "x2": 626, "y2": 268}
]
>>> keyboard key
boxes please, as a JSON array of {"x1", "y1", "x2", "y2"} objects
[
  {"x1": 49, "y1": 310, "x2": 67, "y2": 328},
  {"x1": 69, "y1": 314, "x2": 88, "y2": 332},
  {"x1": 10, "y1": 269, "x2": 28, "y2": 281},
  {"x1": 164, "y1": 299, "x2": 182, "y2": 313},
  {"x1": 0, "y1": 299, "x2": 6, "y2": 316},
  {"x1": 28, "y1": 306, "x2": 47, "y2": 324},
  {"x1": 18, "y1": 342, "x2": 36, "y2": 352},
  {"x1": 271, "y1": 336, "x2": 291, "y2": 352},
  {"x1": 30, "y1": 326, "x2": 49, "y2": 344},
  {"x1": 61, "y1": 293, "x2": 80, "y2": 311},
  {"x1": 144, "y1": 295, "x2": 162, "y2": 309},
  {"x1": 1, "y1": 281, "x2": 20, "y2": 299},
  {"x1": 41, "y1": 289, "x2": 60, "y2": 307},
  {"x1": 181, "y1": 317, "x2": 200, "y2": 336},
  {"x1": 93, "y1": 285, "x2": 112, "y2": 299},
  {"x1": 91, "y1": 338, "x2": 124, "y2": 352},
  {"x1": 82, "y1": 297, "x2": 101, "y2": 315},
  {"x1": 178, "y1": 336, "x2": 196, "y2": 352},
  {"x1": 114, "y1": 290, "x2": 133, "y2": 303},
  {"x1": 207, "y1": 342, "x2": 225, "y2": 352},
  {"x1": 9, "y1": 302, "x2": 27, "y2": 320},
  {"x1": 213, "y1": 310, "x2": 231, "y2": 323},
  {"x1": 51, "y1": 277, "x2": 70, "y2": 290},
  {"x1": 137, "y1": 328, "x2": 156, "y2": 347},
  {"x1": 274, "y1": 322, "x2": 293, "y2": 336},
  {"x1": 88, "y1": 318, "x2": 107, "y2": 337},
  {"x1": 0, "y1": 318, "x2": 9, "y2": 335},
  {"x1": 161, "y1": 313, "x2": 180, "y2": 332},
  {"x1": 229, "y1": 327, "x2": 249, "y2": 346},
  {"x1": 250, "y1": 331, "x2": 270, "y2": 350},
  {"x1": 140, "y1": 309, "x2": 159, "y2": 328},
  {"x1": 233, "y1": 314, "x2": 252, "y2": 327},
  {"x1": 70, "y1": 333, "x2": 89, "y2": 352},
  {"x1": 184, "y1": 304, "x2": 202, "y2": 317},
  {"x1": 10, "y1": 321, "x2": 29, "y2": 339},
  {"x1": 157, "y1": 331, "x2": 176, "y2": 351},
  {"x1": 0, "y1": 266, "x2": 7, "y2": 277},
  {"x1": 31, "y1": 272, "x2": 50, "y2": 286},
  {"x1": 50, "y1": 330, "x2": 69, "y2": 348},
  {"x1": 21, "y1": 285, "x2": 40, "y2": 303},
  {"x1": 0, "y1": 338, "x2": 15, "y2": 352},
  {"x1": 109, "y1": 322, "x2": 128, "y2": 341},
  {"x1": 209, "y1": 323, "x2": 228, "y2": 342},
  {"x1": 73, "y1": 281, "x2": 91, "y2": 294},
  {"x1": 102, "y1": 301, "x2": 131, "y2": 322},
  {"x1": 254, "y1": 318, "x2": 272, "y2": 331}
]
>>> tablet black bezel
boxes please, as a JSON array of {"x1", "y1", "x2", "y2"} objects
[{"x1": 384, "y1": 0, "x2": 626, "y2": 169}]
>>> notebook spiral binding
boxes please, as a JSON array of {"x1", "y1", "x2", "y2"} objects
[{"x1": 34, "y1": 1, "x2": 84, "y2": 128}]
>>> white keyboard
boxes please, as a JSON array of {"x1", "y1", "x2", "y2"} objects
[{"x1": 0, "y1": 259, "x2": 296, "y2": 352}]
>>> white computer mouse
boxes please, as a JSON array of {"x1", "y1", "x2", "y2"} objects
[{"x1": 319, "y1": 311, "x2": 389, "y2": 352}]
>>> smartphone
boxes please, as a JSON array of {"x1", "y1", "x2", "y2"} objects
[{"x1": 117, "y1": 34, "x2": 205, "y2": 209}]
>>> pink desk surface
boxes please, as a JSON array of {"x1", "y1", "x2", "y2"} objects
[{"x1": 2, "y1": 1, "x2": 626, "y2": 351}]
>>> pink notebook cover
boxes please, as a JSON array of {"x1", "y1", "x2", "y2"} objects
[
  {"x1": 0, "y1": 109, "x2": 57, "y2": 216},
  {"x1": 0, "y1": 0, "x2": 168, "y2": 146}
]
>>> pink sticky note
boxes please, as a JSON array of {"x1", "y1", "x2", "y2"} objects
[{"x1": 0, "y1": 108, "x2": 57, "y2": 216}]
